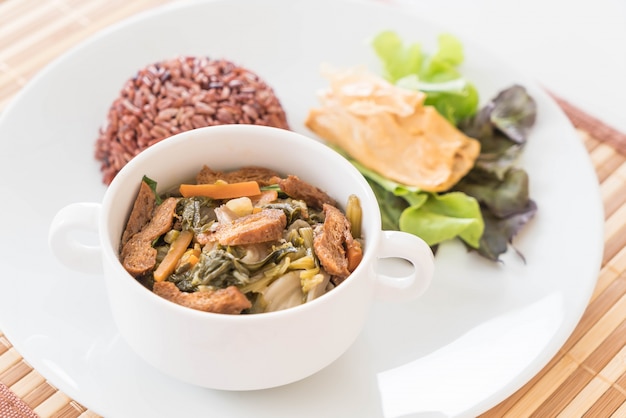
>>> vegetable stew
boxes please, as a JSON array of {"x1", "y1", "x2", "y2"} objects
[{"x1": 119, "y1": 165, "x2": 364, "y2": 314}]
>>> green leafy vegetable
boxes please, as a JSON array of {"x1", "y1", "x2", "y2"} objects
[
  {"x1": 351, "y1": 159, "x2": 483, "y2": 248},
  {"x1": 169, "y1": 242, "x2": 300, "y2": 292},
  {"x1": 455, "y1": 85, "x2": 538, "y2": 261},
  {"x1": 455, "y1": 168, "x2": 530, "y2": 218},
  {"x1": 332, "y1": 32, "x2": 538, "y2": 262},
  {"x1": 399, "y1": 192, "x2": 484, "y2": 248},
  {"x1": 263, "y1": 201, "x2": 307, "y2": 224},
  {"x1": 460, "y1": 84, "x2": 536, "y2": 158},
  {"x1": 142, "y1": 175, "x2": 162, "y2": 205},
  {"x1": 369, "y1": 32, "x2": 539, "y2": 261},
  {"x1": 487, "y1": 85, "x2": 537, "y2": 144},
  {"x1": 371, "y1": 30, "x2": 423, "y2": 83},
  {"x1": 367, "y1": 180, "x2": 408, "y2": 231},
  {"x1": 176, "y1": 196, "x2": 215, "y2": 233},
  {"x1": 372, "y1": 30, "x2": 479, "y2": 124},
  {"x1": 476, "y1": 200, "x2": 537, "y2": 262}
]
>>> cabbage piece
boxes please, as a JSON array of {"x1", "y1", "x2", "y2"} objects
[
  {"x1": 263, "y1": 271, "x2": 303, "y2": 312},
  {"x1": 305, "y1": 271, "x2": 331, "y2": 302}
]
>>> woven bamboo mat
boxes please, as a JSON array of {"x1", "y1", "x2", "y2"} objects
[{"x1": 1, "y1": 0, "x2": 626, "y2": 417}]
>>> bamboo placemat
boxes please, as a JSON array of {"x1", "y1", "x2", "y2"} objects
[{"x1": 1, "y1": 0, "x2": 625, "y2": 417}]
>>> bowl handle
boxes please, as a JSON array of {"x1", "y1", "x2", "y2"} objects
[
  {"x1": 374, "y1": 230, "x2": 434, "y2": 301},
  {"x1": 48, "y1": 202, "x2": 103, "y2": 275}
]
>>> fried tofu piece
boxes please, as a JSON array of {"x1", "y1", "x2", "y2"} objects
[
  {"x1": 120, "y1": 180, "x2": 156, "y2": 248},
  {"x1": 211, "y1": 208, "x2": 287, "y2": 246},
  {"x1": 153, "y1": 281, "x2": 251, "y2": 314},
  {"x1": 313, "y1": 203, "x2": 361, "y2": 284},
  {"x1": 196, "y1": 165, "x2": 279, "y2": 187},
  {"x1": 120, "y1": 197, "x2": 178, "y2": 277},
  {"x1": 271, "y1": 174, "x2": 336, "y2": 209}
]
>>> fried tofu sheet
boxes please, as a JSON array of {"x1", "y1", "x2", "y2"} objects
[{"x1": 305, "y1": 66, "x2": 480, "y2": 192}]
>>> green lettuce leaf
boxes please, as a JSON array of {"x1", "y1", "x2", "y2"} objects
[
  {"x1": 351, "y1": 160, "x2": 483, "y2": 248},
  {"x1": 366, "y1": 180, "x2": 408, "y2": 231},
  {"x1": 371, "y1": 30, "x2": 479, "y2": 124},
  {"x1": 371, "y1": 30, "x2": 423, "y2": 83},
  {"x1": 399, "y1": 192, "x2": 484, "y2": 248}
]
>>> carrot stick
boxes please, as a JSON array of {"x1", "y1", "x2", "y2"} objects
[
  {"x1": 179, "y1": 181, "x2": 261, "y2": 199},
  {"x1": 153, "y1": 229, "x2": 194, "y2": 282}
]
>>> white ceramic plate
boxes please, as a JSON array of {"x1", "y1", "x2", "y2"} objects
[{"x1": 0, "y1": 0, "x2": 603, "y2": 416}]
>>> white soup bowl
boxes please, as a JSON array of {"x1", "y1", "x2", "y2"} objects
[{"x1": 48, "y1": 125, "x2": 434, "y2": 390}]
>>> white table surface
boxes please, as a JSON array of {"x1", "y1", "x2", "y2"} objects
[{"x1": 392, "y1": 0, "x2": 626, "y2": 133}]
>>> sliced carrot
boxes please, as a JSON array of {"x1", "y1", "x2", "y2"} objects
[
  {"x1": 179, "y1": 181, "x2": 261, "y2": 199},
  {"x1": 153, "y1": 229, "x2": 194, "y2": 282},
  {"x1": 177, "y1": 244, "x2": 202, "y2": 270},
  {"x1": 186, "y1": 253, "x2": 200, "y2": 267}
]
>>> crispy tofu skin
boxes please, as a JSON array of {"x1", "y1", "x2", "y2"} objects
[
  {"x1": 153, "y1": 281, "x2": 251, "y2": 314},
  {"x1": 305, "y1": 66, "x2": 480, "y2": 192}
]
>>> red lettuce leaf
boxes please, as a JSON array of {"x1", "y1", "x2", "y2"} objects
[
  {"x1": 454, "y1": 85, "x2": 538, "y2": 262},
  {"x1": 473, "y1": 200, "x2": 537, "y2": 262}
]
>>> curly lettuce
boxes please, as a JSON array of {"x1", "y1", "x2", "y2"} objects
[
  {"x1": 366, "y1": 31, "x2": 538, "y2": 262},
  {"x1": 455, "y1": 85, "x2": 538, "y2": 261},
  {"x1": 372, "y1": 30, "x2": 479, "y2": 125}
]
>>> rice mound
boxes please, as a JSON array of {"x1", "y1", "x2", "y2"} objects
[{"x1": 94, "y1": 56, "x2": 290, "y2": 184}]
